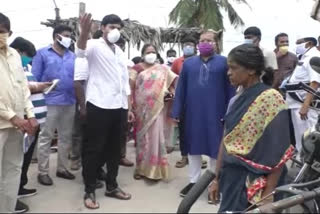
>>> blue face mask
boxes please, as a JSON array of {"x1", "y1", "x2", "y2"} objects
[
  {"x1": 183, "y1": 46, "x2": 195, "y2": 56},
  {"x1": 21, "y1": 55, "x2": 32, "y2": 67}
]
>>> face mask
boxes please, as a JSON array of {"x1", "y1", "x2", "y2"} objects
[
  {"x1": 144, "y1": 53, "x2": 157, "y2": 64},
  {"x1": 279, "y1": 45, "x2": 289, "y2": 55},
  {"x1": 295, "y1": 42, "x2": 308, "y2": 56},
  {"x1": 107, "y1": 29, "x2": 121, "y2": 43},
  {"x1": 244, "y1": 39, "x2": 254, "y2": 44},
  {"x1": 0, "y1": 33, "x2": 9, "y2": 49},
  {"x1": 183, "y1": 46, "x2": 195, "y2": 56},
  {"x1": 198, "y1": 42, "x2": 214, "y2": 57},
  {"x1": 21, "y1": 55, "x2": 32, "y2": 67},
  {"x1": 167, "y1": 56, "x2": 176, "y2": 64},
  {"x1": 57, "y1": 34, "x2": 72, "y2": 49}
]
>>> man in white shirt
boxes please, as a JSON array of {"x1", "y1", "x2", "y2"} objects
[
  {"x1": 244, "y1": 26, "x2": 279, "y2": 71},
  {"x1": 77, "y1": 13, "x2": 134, "y2": 209},
  {"x1": 71, "y1": 57, "x2": 88, "y2": 171},
  {"x1": 285, "y1": 37, "x2": 320, "y2": 153}
]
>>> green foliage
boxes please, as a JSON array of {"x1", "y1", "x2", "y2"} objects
[{"x1": 169, "y1": 0, "x2": 250, "y2": 30}]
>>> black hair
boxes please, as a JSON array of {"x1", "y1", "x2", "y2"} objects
[
  {"x1": 52, "y1": 25, "x2": 72, "y2": 40},
  {"x1": 304, "y1": 37, "x2": 317, "y2": 47},
  {"x1": 157, "y1": 53, "x2": 164, "y2": 64},
  {"x1": 181, "y1": 36, "x2": 197, "y2": 46},
  {"x1": 132, "y1": 56, "x2": 142, "y2": 65},
  {"x1": 141, "y1": 43, "x2": 158, "y2": 56},
  {"x1": 0, "y1": 13, "x2": 10, "y2": 32},
  {"x1": 244, "y1": 26, "x2": 262, "y2": 39},
  {"x1": 92, "y1": 30, "x2": 103, "y2": 39},
  {"x1": 101, "y1": 14, "x2": 124, "y2": 27},
  {"x1": 275, "y1": 33, "x2": 288, "y2": 45},
  {"x1": 166, "y1": 48, "x2": 176, "y2": 56},
  {"x1": 9, "y1": 37, "x2": 36, "y2": 57},
  {"x1": 228, "y1": 44, "x2": 274, "y2": 86}
]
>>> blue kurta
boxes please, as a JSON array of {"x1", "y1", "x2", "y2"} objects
[{"x1": 171, "y1": 55, "x2": 235, "y2": 158}]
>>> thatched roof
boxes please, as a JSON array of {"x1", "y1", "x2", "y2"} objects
[{"x1": 41, "y1": 17, "x2": 222, "y2": 52}]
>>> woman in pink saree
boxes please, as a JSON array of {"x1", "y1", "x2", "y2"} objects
[{"x1": 130, "y1": 44, "x2": 177, "y2": 180}]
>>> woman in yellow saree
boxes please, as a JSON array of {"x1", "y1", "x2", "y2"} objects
[{"x1": 130, "y1": 44, "x2": 177, "y2": 180}]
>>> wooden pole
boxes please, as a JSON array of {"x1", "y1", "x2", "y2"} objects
[
  {"x1": 54, "y1": 8, "x2": 60, "y2": 21},
  {"x1": 128, "y1": 42, "x2": 131, "y2": 59}
]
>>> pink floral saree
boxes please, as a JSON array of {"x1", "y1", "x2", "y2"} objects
[{"x1": 133, "y1": 64, "x2": 177, "y2": 180}]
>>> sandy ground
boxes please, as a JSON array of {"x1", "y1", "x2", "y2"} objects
[{"x1": 21, "y1": 141, "x2": 219, "y2": 213}]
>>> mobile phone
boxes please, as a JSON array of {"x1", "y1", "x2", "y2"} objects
[{"x1": 44, "y1": 79, "x2": 60, "y2": 94}]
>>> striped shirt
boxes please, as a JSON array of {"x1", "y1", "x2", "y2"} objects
[{"x1": 24, "y1": 66, "x2": 47, "y2": 124}]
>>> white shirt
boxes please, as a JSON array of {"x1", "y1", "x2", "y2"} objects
[
  {"x1": 260, "y1": 47, "x2": 278, "y2": 70},
  {"x1": 286, "y1": 47, "x2": 320, "y2": 109},
  {"x1": 74, "y1": 57, "x2": 89, "y2": 92},
  {"x1": 76, "y1": 38, "x2": 131, "y2": 109},
  {"x1": 74, "y1": 57, "x2": 89, "y2": 82}
]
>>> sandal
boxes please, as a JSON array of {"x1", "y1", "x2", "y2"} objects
[
  {"x1": 105, "y1": 187, "x2": 132, "y2": 200},
  {"x1": 166, "y1": 146, "x2": 174, "y2": 154},
  {"x1": 201, "y1": 160, "x2": 208, "y2": 169},
  {"x1": 175, "y1": 157, "x2": 188, "y2": 168},
  {"x1": 84, "y1": 193, "x2": 99, "y2": 209},
  {"x1": 133, "y1": 173, "x2": 142, "y2": 180}
]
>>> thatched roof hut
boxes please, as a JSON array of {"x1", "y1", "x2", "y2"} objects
[{"x1": 41, "y1": 17, "x2": 223, "y2": 53}]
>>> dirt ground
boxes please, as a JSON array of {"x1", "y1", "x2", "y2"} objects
[{"x1": 21, "y1": 141, "x2": 219, "y2": 213}]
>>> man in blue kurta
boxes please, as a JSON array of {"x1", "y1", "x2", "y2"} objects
[{"x1": 171, "y1": 30, "x2": 235, "y2": 198}]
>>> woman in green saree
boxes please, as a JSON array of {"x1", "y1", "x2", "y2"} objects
[{"x1": 130, "y1": 44, "x2": 177, "y2": 180}]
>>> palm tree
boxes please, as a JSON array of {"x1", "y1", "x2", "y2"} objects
[{"x1": 169, "y1": 0, "x2": 250, "y2": 31}]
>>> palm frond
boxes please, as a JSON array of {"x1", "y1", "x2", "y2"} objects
[
  {"x1": 219, "y1": 0, "x2": 245, "y2": 28},
  {"x1": 169, "y1": 0, "x2": 197, "y2": 27},
  {"x1": 231, "y1": 0, "x2": 252, "y2": 10},
  {"x1": 197, "y1": 0, "x2": 224, "y2": 31}
]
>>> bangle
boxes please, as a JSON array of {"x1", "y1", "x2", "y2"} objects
[{"x1": 212, "y1": 179, "x2": 218, "y2": 184}]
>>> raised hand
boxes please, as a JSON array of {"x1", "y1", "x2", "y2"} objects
[
  {"x1": 78, "y1": 13, "x2": 92, "y2": 50},
  {"x1": 79, "y1": 13, "x2": 92, "y2": 36}
]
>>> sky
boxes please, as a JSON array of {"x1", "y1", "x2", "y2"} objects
[{"x1": 2, "y1": 0, "x2": 320, "y2": 57}]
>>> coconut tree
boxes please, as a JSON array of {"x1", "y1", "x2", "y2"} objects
[{"x1": 169, "y1": 0, "x2": 250, "y2": 31}]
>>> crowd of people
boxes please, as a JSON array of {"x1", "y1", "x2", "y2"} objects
[{"x1": 1, "y1": 9, "x2": 320, "y2": 213}]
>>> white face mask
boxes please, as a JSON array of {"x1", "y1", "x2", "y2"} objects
[
  {"x1": 107, "y1": 29, "x2": 121, "y2": 43},
  {"x1": 167, "y1": 56, "x2": 176, "y2": 64},
  {"x1": 244, "y1": 39, "x2": 254, "y2": 44},
  {"x1": 57, "y1": 34, "x2": 72, "y2": 49},
  {"x1": 295, "y1": 42, "x2": 308, "y2": 56},
  {"x1": 144, "y1": 53, "x2": 157, "y2": 64}
]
